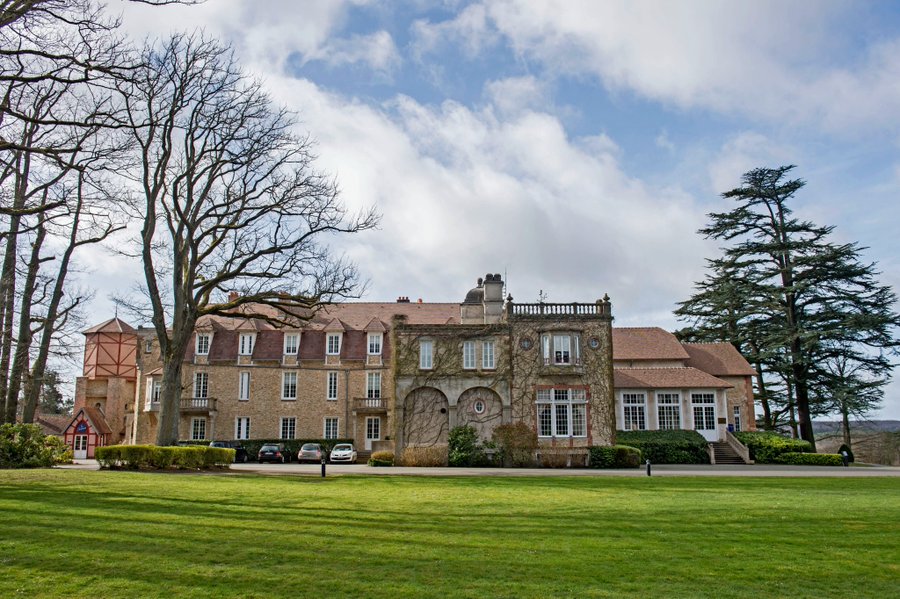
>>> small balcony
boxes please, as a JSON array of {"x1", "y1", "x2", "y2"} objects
[
  {"x1": 144, "y1": 401, "x2": 160, "y2": 412},
  {"x1": 353, "y1": 397, "x2": 388, "y2": 413},
  {"x1": 180, "y1": 397, "x2": 217, "y2": 412}
]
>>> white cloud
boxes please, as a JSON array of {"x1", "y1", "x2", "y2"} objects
[
  {"x1": 411, "y1": 3, "x2": 499, "y2": 60},
  {"x1": 708, "y1": 132, "x2": 797, "y2": 194},
  {"x1": 452, "y1": 0, "x2": 900, "y2": 135}
]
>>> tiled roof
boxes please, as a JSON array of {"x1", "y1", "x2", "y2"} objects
[
  {"x1": 612, "y1": 327, "x2": 690, "y2": 361},
  {"x1": 34, "y1": 413, "x2": 69, "y2": 435},
  {"x1": 613, "y1": 367, "x2": 732, "y2": 389},
  {"x1": 683, "y1": 343, "x2": 757, "y2": 377},
  {"x1": 71, "y1": 406, "x2": 113, "y2": 435},
  {"x1": 83, "y1": 317, "x2": 136, "y2": 335}
]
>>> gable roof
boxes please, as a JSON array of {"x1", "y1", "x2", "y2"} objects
[
  {"x1": 67, "y1": 406, "x2": 112, "y2": 435},
  {"x1": 682, "y1": 343, "x2": 757, "y2": 377},
  {"x1": 612, "y1": 327, "x2": 690, "y2": 361},
  {"x1": 613, "y1": 367, "x2": 732, "y2": 389}
]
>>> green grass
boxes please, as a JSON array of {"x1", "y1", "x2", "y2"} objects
[{"x1": 0, "y1": 471, "x2": 897, "y2": 598}]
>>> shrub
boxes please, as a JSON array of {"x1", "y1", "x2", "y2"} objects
[
  {"x1": 95, "y1": 445, "x2": 234, "y2": 470},
  {"x1": 590, "y1": 445, "x2": 642, "y2": 469},
  {"x1": 492, "y1": 422, "x2": 538, "y2": 467},
  {"x1": 448, "y1": 425, "x2": 488, "y2": 467},
  {"x1": 616, "y1": 430, "x2": 709, "y2": 464},
  {"x1": 734, "y1": 431, "x2": 812, "y2": 463},
  {"x1": 368, "y1": 450, "x2": 394, "y2": 466},
  {"x1": 539, "y1": 451, "x2": 570, "y2": 468},
  {"x1": 398, "y1": 445, "x2": 448, "y2": 467},
  {"x1": 0, "y1": 423, "x2": 70, "y2": 468},
  {"x1": 775, "y1": 452, "x2": 844, "y2": 466}
]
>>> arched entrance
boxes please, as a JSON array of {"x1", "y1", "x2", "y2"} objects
[{"x1": 402, "y1": 387, "x2": 450, "y2": 447}]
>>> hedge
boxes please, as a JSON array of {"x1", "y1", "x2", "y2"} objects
[
  {"x1": 182, "y1": 438, "x2": 354, "y2": 461},
  {"x1": 95, "y1": 445, "x2": 234, "y2": 470},
  {"x1": 734, "y1": 431, "x2": 812, "y2": 463},
  {"x1": 589, "y1": 445, "x2": 642, "y2": 469},
  {"x1": 368, "y1": 450, "x2": 395, "y2": 467},
  {"x1": 774, "y1": 452, "x2": 844, "y2": 466},
  {"x1": 0, "y1": 423, "x2": 72, "y2": 468},
  {"x1": 615, "y1": 430, "x2": 710, "y2": 464}
]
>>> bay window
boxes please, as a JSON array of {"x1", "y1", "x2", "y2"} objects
[{"x1": 541, "y1": 333, "x2": 581, "y2": 366}]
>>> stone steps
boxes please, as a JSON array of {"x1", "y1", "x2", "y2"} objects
[{"x1": 711, "y1": 442, "x2": 747, "y2": 464}]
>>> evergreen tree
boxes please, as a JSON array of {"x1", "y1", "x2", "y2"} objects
[{"x1": 677, "y1": 166, "x2": 900, "y2": 450}]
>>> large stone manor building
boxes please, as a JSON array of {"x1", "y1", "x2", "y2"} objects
[{"x1": 70, "y1": 273, "x2": 755, "y2": 460}]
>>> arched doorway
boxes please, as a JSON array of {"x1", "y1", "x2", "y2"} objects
[{"x1": 402, "y1": 387, "x2": 450, "y2": 447}]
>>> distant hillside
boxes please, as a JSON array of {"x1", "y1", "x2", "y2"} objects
[{"x1": 813, "y1": 420, "x2": 900, "y2": 434}]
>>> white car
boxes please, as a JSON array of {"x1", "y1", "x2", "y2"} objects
[{"x1": 329, "y1": 443, "x2": 358, "y2": 463}]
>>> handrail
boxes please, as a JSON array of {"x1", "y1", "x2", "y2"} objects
[{"x1": 725, "y1": 430, "x2": 752, "y2": 464}]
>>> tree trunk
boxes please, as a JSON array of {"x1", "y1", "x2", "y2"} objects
[
  {"x1": 12, "y1": 214, "x2": 46, "y2": 422},
  {"x1": 841, "y1": 400, "x2": 852, "y2": 449}
]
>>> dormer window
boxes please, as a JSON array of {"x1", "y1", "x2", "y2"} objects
[
  {"x1": 326, "y1": 333, "x2": 342, "y2": 355},
  {"x1": 541, "y1": 333, "x2": 581, "y2": 366},
  {"x1": 239, "y1": 333, "x2": 255, "y2": 356},
  {"x1": 368, "y1": 333, "x2": 382, "y2": 355},
  {"x1": 284, "y1": 333, "x2": 299, "y2": 355},
  {"x1": 196, "y1": 334, "x2": 210, "y2": 355}
]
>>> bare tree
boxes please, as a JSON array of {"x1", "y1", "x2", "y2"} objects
[{"x1": 118, "y1": 33, "x2": 377, "y2": 445}]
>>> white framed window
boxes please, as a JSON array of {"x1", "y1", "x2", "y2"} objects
[
  {"x1": 235, "y1": 417, "x2": 250, "y2": 440},
  {"x1": 368, "y1": 333, "x2": 382, "y2": 355},
  {"x1": 657, "y1": 392, "x2": 681, "y2": 430},
  {"x1": 367, "y1": 372, "x2": 381, "y2": 399},
  {"x1": 419, "y1": 339, "x2": 433, "y2": 370},
  {"x1": 733, "y1": 405, "x2": 742, "y2": 432},
  {"x1": 191, "y1": 418, "x2": 206, "y2": 440},
  {"x1": 238, "y1": 371, "x2": 250, "y2": 401},
  {"x1": 536, "y1": 388, "x2": 587, "y2": 438},
  {"x1": 326, "y1": 371, "x2": 338, "y2": 401},
  {"x1": 462, "y1": 341, "x2": 475, "y2": 369},
  {"x1": 541, "y1": 333, "x2": 581, "y2": 366},
  {"x1": 283, "y1": 333, "x2": 299, "y2": 355},
  {"x1": 282, "y1": 371, "x2": 298, "y2": 400},
  {"x1": 196, "y1": 334, "x2": 210, "y2": 355},
  {"x1": 239, "y1": 333, "x2": 255, "y2": 356},
  {"x1": 193, "y1": 372, "x2": 209, "y2": 399},
  {"x1": 326, "y1": 333, "x2": 342, "y2": 355},
  {"x1": 279, "y1": 417, "x2": 296, "y2": 440},
  {"x1": 482, "y1": 341, "x2": 495, "y2": 369},
  {"x1": 324, "y1": 417, "x2": 338, "y2": 440},
  {"x1": 151, "y1": 379, "x2": 161, "y2": 402},
  {"x1": 144, "y1": 339, "x2": 153, "y2": 353},
  {"x1": 692, "y1": 393, "x2": 716, "y2": 431},
  {"x1": 622, "y1": 392, "x2": 646, "y2": 431}
]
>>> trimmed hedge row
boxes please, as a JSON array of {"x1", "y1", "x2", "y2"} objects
[
  {"x1": 590, "y1": 445, "x2": 642, "y2": 468},
  {"x1": 775, "y1": 452, "x2": 844, "y2": 466},
  {"x1": 368, "y1": 450, "x2": 395, "y2": 466},
  {"x1": 0, "y1": 423, "x2": 72, "y2": 468},
  {"x1": 96, "y1": 445, "x2": 234, "y2": 470},
  {"x1": 616, "y1": 430, "x2": 710, "y2": 464},
  {"x1": 734, "y1": 431, "x2": 812, "y2": 463}
]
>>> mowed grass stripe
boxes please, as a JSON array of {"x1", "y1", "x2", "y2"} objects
[{"x1": 0, "y1": 471, "x2": 896, "y2": 598}]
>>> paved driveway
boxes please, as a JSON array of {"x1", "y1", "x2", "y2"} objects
[{"x1": 62, "y1": 460, "x2": 900, "y2": 477}]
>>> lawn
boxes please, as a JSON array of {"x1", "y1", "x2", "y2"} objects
[{"x1": 0, "y1": 471, "x2": 897, "y2": 598}]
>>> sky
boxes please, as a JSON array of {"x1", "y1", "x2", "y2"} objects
[{"x1": 81, "y1": 0, "x2": 900, "y2": 418}]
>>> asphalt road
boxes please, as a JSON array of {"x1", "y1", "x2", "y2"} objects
[{"x1": 60, "y1": 460, "x2": 900, "y2": 477}]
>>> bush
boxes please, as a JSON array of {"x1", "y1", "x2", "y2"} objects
[
  {"x1": 398, "y1": 445, "x2": 448, "y2": 467},
  {"x1": 492, "y1": 422, "x2": 538, "y2": 467},
  {"x1": 616, "y1": 430, "x2": 709, "y2": 464},
  {"x1": 590, "y1": 445, "x2": 642, "y2": 469},
  {"x1": 0, "y1": 424, "x2": 71, "y2": 468},
  {"x1": 734, "y1": 431, "x2": 812, "y2": 463},
  {"x1": 837, "y1": 444, "x2": 855, "y2": 463},
  {"x1": 95, "y1": 445, "x2": 234, "y2": 470},
  {"x1": 775, "y1": 452, "x2": 844, "y2": 466},
  {"x1": 448, "y1": 425, "x2": 488, "y2": 467},
  {"x1": 368, "y1": 450, "x2": 394, "y2": 466}
]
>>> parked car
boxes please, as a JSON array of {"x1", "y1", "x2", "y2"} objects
[
  {"x1": 209, "y1": 440, "x2": 249, "y2": 463},
  {"x1": 297, "y1": 442, "x2": 323, "y2": 463},
  {"x1": 329, "y1": 443, "x2": 357, "y2": 464},
  {"x1": 258, "y1": 443, "x2": 292, "y2": 463}
]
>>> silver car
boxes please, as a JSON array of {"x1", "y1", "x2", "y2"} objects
[{"x1": 329, "y1": 443, "x2": 358, "y2": 463}]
